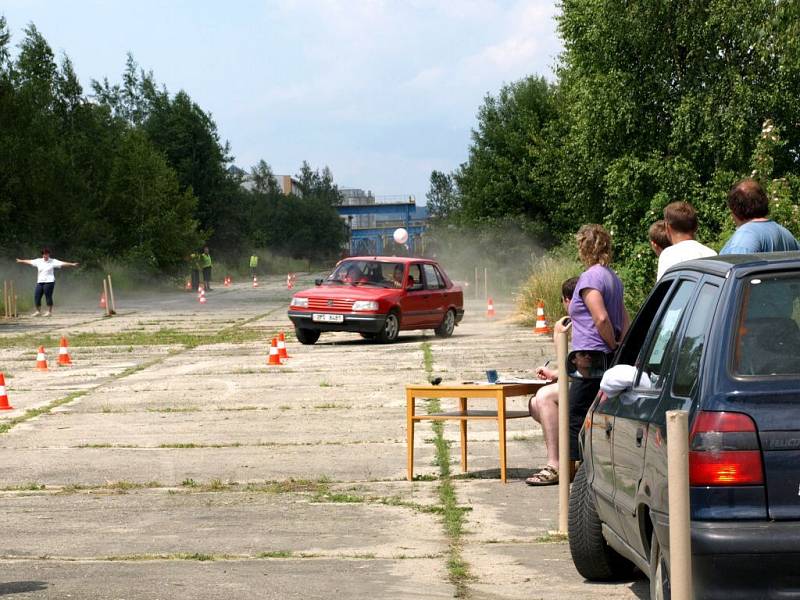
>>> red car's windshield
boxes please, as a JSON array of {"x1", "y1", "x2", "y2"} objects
[{"x1": 325, "y1": 260, "x2": 406, "y2": 288}]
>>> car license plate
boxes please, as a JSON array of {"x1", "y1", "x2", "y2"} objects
[{"x1": 312, "y1": 313, "x2": 344, "y2": 323}]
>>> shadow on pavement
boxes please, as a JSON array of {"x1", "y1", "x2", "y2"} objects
[
  {"x1": 0, "y1": 581, "x2": 49, "y2": 595},
  {"x1": 315, "y1": 332, "x2": 477, "y2": 346}
]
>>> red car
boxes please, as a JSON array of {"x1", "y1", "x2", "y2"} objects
[{"x1": 288, "y1": 257, "x2": 464, "y2": 344}]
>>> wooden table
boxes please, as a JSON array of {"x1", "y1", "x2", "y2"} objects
[{"x1": 406, "y1": 382, "x2": 548, "y2": 483}]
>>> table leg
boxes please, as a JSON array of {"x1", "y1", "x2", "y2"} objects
[
  {"x1": 497, "y1": 390, "x2": 507, "y2": 483},
  {"x1": 407, "y1": 390, "x2": 415, "y2": 481},
  {"x1": 459, "y1": 397, "x2": 468, "y2": 473}
]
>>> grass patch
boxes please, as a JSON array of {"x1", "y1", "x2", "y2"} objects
[
  {"x1": 256, "y1": 550, "x2": 294, "y2": 558},
  {"x1": 313, "y1": 403, "x2": 349, "y2": 410},
  {"x1": 147, "y1": 407, "x2": 200, "y2": 413},
  {"x1": 0, "y1": 482, "x2": 46, "y2": 491},
  {"x1": 535, "y1": 532, "x2": 568, "y2": 543},
  {"x1": 420, "y1": 341, "x2": 472, "y2": 597},
  {"x1": 312, "y1": 491, "x2": 365, "y2": 504},
  {"x1": 0, "y1": 310, "x2": 278, "y2": 351},
  {"x1": 157, "y1": 442, "x2": 243, "y2": 449},
  {"x1": 107, "y1": 480, "x2": 162, "y2": 491},
  {"x1": 246, "y1": 477, "x2": 330, "y2": 494},
  {"x1": 0, "y1": 391, "x2": 88, "y2": 435},
  {"x1": 104, "y1": 552, "x2": 220, "y2": 562}
]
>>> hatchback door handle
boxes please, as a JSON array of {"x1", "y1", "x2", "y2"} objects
[
  {"x1": 636, "y1": 427, "x2": 644, "y2": 447},
  {"x1": 604, "y1": 421, "x2": 613, "y2": 437}
]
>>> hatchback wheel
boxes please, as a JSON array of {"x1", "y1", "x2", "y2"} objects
[
  {"x1": 295, "y1": 328, "x2": 320, "y2": 345},
  {"x1": 568, "y1": 463, "x2": 635, "y2": 580},
  {"x1": 376, "y1": 311, "x2": 400, "y2": 343},
  {"x1": 649, "y1": 532, "x2": 671, "y2": 600},
  {"x1": 435, "y1": 309, "x2": 456, "y2": 338}
]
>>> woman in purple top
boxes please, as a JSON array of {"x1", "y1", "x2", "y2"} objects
[{"x1": 566, "y1": 224, "x2": 629, "y2": 465}]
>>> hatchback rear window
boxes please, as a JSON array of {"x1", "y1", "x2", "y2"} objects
[{"x1": 734, "y1": 275, "x2": 800, "y2": 376}]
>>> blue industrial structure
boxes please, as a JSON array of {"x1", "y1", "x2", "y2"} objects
[{"x1": 336, "y1": 201, "x2": 429, "y2": 256}]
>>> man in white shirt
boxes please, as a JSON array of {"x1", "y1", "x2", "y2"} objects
[
  {"x1": 657, "y1": 201, "x2": 716, "y2": 280},
  {"x1": 16, "y1": 248, "x2": 79, "y2": 316}
]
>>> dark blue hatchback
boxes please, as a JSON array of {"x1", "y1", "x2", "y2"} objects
[{"x1": 568, "y1": 253, "x2": 800, "y2": 600}]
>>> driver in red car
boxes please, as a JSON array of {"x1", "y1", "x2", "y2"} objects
[
  {"x1": 392, "y1": 264, "x2": 405, "y2": 288},
  {"x1": 343, "y1": 264, "x2": 368, "y2": 284}
]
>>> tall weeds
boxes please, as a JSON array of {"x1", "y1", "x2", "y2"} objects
[{"x1": 515, "y1": 254, "x2": 582, "y2": 326}]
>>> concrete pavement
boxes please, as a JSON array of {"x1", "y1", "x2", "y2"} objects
[{"x1": 0, "y1": 274, "x2": 646, "y2": 599}]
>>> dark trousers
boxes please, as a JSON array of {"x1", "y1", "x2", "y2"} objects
[
  {"x1": 568, "y1": 378, "x2": 601, "y2": 462},
  {"x1": 34, "y1": 282, "x2": 55, "y2": 308},
  {"x1": 190, "y1": 269, "x2": 200, "y2": 292},
  {"x1": 202, "y1": 267, "x2": 212, "y2": 289}
]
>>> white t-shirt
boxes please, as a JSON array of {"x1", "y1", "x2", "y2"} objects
[
  {"x1": 657, "y1": 240, "x2": 717, "y2": 280},
  {"x1": 30, "y1": 258, "x2": 64, "y2": 283}
]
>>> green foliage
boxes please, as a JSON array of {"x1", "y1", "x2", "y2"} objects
[
  {"x1": 0, "y1": 21, "x2": 347, "y2": 272},
  {"x1": 440, "y1": 1, "x2": 800, "y2": 311},
  {"x1": 452, "y1": 76, "x2": 560, "y2": 231}
]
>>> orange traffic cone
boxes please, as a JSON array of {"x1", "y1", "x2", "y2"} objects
[
  {"x1": 267, "y1": 338, "x2": 281, "y2": 365},
  {"x1": 35, "y1": 346, "x2": 48, "y2": 371},
  {"x1": 0, "y1": 373, "x2": 13, "y2": 410},
  {"x1": 486, "y1": 297, "x2": 496, "y2": 319},
  {"x1": 185, "y1": 281, "x2": 192, "y2": 290},
  {"x1": 287, "y1": 273, "x2": 293, "y2": 290},
  {"x1": 100, "y1": 293, "x2": 107, "y2": 308},
  {"x1": 278, "y1": 332, "x2": 289, "y2": 360},
  {"x1": 253, "y1": 276, "x2": 259, "y2": 288},
  {"x1": 58, "y1": 336, "x2": 73, "y2": 366},
  {"x1": 533, "y1": 300, "x2": 552, "y2": 335}
]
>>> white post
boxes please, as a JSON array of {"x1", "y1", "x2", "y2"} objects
[
  {"x1": 556, "y1": 327, "x2": 570, "y2": 534},
  {"x1": 102, "y1": 279, "x2": 111, "y2": 317},
  {"x1": 475, "y1": 267, "x2": 479, "y2": 300},
  {"x1": 107, "y1": 275, "x2": 117, "y2": 314},
  {"x1": 667, "y1": 410, "x2": 693, "y2": 599},
  {"x1": 484, "y1": 267, "x2": 488, "y2": 301}
]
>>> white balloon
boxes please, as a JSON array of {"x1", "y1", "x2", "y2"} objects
[{"x1": 393, "y1": 228, "x2": 409, "y2": 244}]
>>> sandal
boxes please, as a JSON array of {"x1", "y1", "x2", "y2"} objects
[{"x1": 525, "y1": 465, "x2": 559, "y2": 486}]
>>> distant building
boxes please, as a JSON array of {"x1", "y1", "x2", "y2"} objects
[
  {"x1": 336, "y1": 191, "x2": 428, "y2": 256},
  {"x1": 228, "y1": 166, "x2": 304, "y2": 197},
  {"x1": 278, "y1": 175, "x2": 303, "y2": 197}
]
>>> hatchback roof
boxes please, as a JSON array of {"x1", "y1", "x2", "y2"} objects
[
  {"x1": 665, "y1": 252, "x2": 800, "y2": 278},
  {"x1": 341, "y1": 256, "x2": 435, "y2": 264}
]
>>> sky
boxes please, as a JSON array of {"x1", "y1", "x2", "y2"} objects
[{"x1": 2, "y1": 0, "x2": 563, "y2": 202}]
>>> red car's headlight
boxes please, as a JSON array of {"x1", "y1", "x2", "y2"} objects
[
  {"x1": 290, "y1": 297, "x2": 309, "y2": 308},
  {"x1": 352, "y1": 300, "x2": 379, "y2": 311}
]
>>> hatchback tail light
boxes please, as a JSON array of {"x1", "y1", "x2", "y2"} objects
[{"x1": 689, "y1": 411, "x2": 764, "y2": 486}]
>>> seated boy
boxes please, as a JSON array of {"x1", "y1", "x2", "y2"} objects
[{"x1": 526, "y1": 276, "x2": 579, "y2": 486}]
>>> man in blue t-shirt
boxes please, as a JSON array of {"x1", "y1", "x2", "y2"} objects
[{"x1": 720, "y1": 178, "x2": 800, "y2": 255}]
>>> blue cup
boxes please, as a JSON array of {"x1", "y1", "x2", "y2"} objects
[{"x1": 486, "y1": 369, "x2": 498, "y2": 384}]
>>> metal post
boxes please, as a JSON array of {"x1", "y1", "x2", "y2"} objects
[
  {"x1": 667, "y1": 410, "x2": 693, "y2": 599},
  {"x1": 474, "y1": 267, "x2": 479, "y2": 300},
  {"x1": 484, "y1": 267, "x2": 488, "y2": 301},
  {"x1": 3, "y1": 281, "x2": 7, "y2": 318},
  {"x1": 557, "y1": 326, "x2": 570, "y2": 534}
]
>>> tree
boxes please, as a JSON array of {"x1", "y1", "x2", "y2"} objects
[
  {"x1": 453, "y1": 76, "x2": 559, "y2": 231},
  {"x1": 425, "y1": 170, "x2": 460, "y2": 222},
  {"x1": 250, "y1": 159, "x2": 279, "y2": 195}
]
